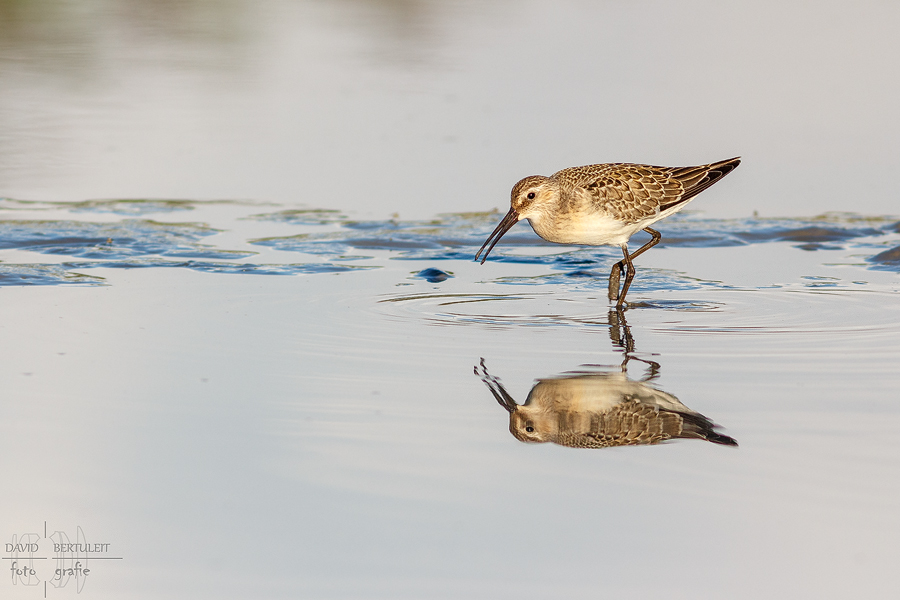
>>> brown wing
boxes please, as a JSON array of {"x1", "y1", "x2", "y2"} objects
[
  {"x1": 664, "y1": 157, "x2": 741, "y2": 209},
  {"x1": 552, "y1": 399, "x2": 738, "y2": 448},
  {"x1": 553, "y1": 400, "x2": 685, "y2": 448},
  {"x1": 552, "y1": 157, "x2": 740, "y2": 224}
]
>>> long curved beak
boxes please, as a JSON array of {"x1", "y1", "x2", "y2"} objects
[{"x1": 475, "y1": 207, "x2": 519, "y2": 264}]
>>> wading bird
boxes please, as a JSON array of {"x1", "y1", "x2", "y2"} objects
[{"x1": 476, "y1": 157, "x2": 741, "y2": 306}]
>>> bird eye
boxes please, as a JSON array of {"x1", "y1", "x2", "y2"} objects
[
  {"x1": 525, "y1": 426, "x2": 535, "y2": 433},
  {"x1": 526, "y1": 192, "x2": 536, "y2": 200}
]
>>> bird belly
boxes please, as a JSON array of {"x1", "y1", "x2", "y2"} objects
[{"x1": 527, "y1": 213, "x2": 642, "y2": 247}]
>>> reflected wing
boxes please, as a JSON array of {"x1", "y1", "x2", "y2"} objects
[
  {"x1": 554, "y1": 400, "x2": 684, "y2": 448},
  {"x1": 553, "y1": 399, "x2": 737, "y2": 448}
]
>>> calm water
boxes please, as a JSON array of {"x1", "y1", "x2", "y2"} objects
[{"x1": 2, "y1": 2, "x2": 899, "y2": 599}]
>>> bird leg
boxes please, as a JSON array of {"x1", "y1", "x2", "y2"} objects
[
  {"x1": 607, "y1": 262, "x2": 624, "y2": 301},
  {"x1": 608, "y1": 227, "x2": 662, "y2": 306}
]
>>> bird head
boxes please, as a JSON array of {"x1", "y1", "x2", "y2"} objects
[
  {"x1": 508, "y1": 407, "x2": 553, "y2": 444},
  {"x1": 475, "y1": 175, "x2": 557, "y2": 263},
  {"x1": 509, "y1": 175, "x2": 556, "y2": 217}
]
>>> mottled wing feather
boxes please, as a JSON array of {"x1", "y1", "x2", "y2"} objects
[
  {"x1": 553, "y1": 399, "x2": 683, "y2": 448},
  {"x1": 667, "y1": 158, "x2": 740, "y2": 207},
  {"x1": 553, "y1": 399, "x2": 738, "y2": 448},
  {"x1": 551, "y1": 158, "x2": 740, "y2": 225}
]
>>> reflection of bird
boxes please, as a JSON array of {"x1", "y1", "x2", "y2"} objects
[
  {"x1": 475, "y1": 157, "x2": 740, "y2": 306},
  {"x1": 475, "y1": 360, "x2": 737, "y2": 448}
]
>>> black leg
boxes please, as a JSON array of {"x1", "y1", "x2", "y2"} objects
[
  {"x1": 608, "y1": 306, "x2": 634, "y2": 354},
  {"x1": 608, "y1": 306, "x2": 660, "y2": 381},
  {"x1": 607, "y1": 260, "x2": 624, "y2": 301},
  {"x1": 627, "y1": 227, "x2": 662, "y2": 262},
  {"x1": 611, "y1": 227, "x2": 662, "y2": 306},
  {"x1": 616, "y1": 245, "x2": 635, "y2": 307}
]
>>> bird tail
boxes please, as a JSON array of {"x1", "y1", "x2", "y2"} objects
[
  {"x1": 660, "y1": 156, "x2": 741, "y2": 211},
  {"x1": 678, "y1": 411, "x2": 739, "y2": 446}
]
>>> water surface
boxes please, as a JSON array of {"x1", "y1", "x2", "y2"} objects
[{"x1": 2, "y1": 197, "x2": 899, "y2": 599}]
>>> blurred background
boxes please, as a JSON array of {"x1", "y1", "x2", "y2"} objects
[{"x1": 2, "y1": 0, "x2": 898, "y2": 219}]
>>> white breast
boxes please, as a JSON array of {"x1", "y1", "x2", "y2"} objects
[{"x1": 527, "y1": 212, "x2": 645, "y2": 247}]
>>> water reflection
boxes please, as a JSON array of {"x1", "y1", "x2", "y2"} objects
[{"x1": 475, "y1": 309, "x2": 737, "y2": 448}]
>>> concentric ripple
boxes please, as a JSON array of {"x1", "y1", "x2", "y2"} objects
[
  {"x1": 649, "y1": 286, "x2": 900, "y2": 354},
  {"x1": 376, "y1": 291, "x2": 723, "y2": 329}
]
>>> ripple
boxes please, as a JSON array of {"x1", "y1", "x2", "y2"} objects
[
  {"x1": 65, "y1": 259, "x2": 375, "y2": 276},
  {"x1": 249, "y1": 210, "x2": 900, "y2": 272},
  {"x1": 0, "y1": 198, "x2": 224, "y2": 216},
  {"x1": 245, "y1": 207, "x2": 349, "y2": 225},
  {"x1": 0, "y1": 264, "x2": 105, "y2": 286},
  {"x1": 494, "y1": 267, "x2": 734, "y2": 293},
  {"x1": 412, "y1": 268, "x2": 453, "y2": 283},
  {"x1": 0, "y1": 218, "x2": 243, "y2": 259},
  {"x1": 650, "y1": 288, "x2": 900, "y2": 340},
  {"x1": 868, "y1": 244, "x2": 900, "y2": 270},
  {"x1": 3, "y1": 202, "x2": 899, "y2": 288},
  {"x1": 249, "y1": 210, "x2": 560, "y2": 260},
  {"x1": 0, "y1": 258, "x2": 375, "y2": 286},
  {"x1": 377, "y1": 292, "x2": 722, "y2": 329}
]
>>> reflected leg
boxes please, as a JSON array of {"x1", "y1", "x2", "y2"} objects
[
  {"x1": 608, "y1": 306, "x2": 634, "y2": 355},
  {"x1": 609, "y1": 306, "x2": 660, "y2": 380}
]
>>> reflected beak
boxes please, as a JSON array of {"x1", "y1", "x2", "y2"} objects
[
  {"x1": 475, "y1": 358, "x2": 518, "y2": 413},
  {"x1": 487, "y1": 380, "x2": 518, "y2": 414},
  {"x1": 475, "y1": 207, "x2": 519, "y2": 264}
]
